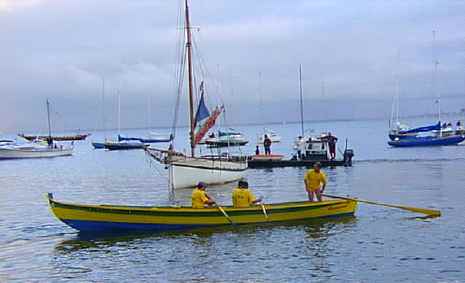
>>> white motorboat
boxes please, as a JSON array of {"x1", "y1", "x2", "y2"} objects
[
  {"x1": 293, "y1": 134, "x2": 332, "y2": 161},
  {"x1": 204, "y1": 129, "x2": 249, "y2": 147},
  {"x1": 257, "y1": 129, "x2": 281, "y2": 144}
]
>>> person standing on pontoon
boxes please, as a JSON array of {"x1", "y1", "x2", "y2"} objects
[
  {"x1": 295, "y1": 136, "x2": 305, "y2": 159},
  {"x1": 327, "y1": 133, "x2": 338, "y2": 160},
  {"x1": 263, "y1": 135, "x2": 272, "y2": 155}
]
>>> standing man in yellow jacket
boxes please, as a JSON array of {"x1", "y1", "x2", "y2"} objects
[
  {"x1": 192, "y1": 182, "x2": 215, "y2": 208},
  {"x1": 232, "y1": 180, "x2": 262, "y2": 208},
  {"x1": 304, "y1": 162, "x2": 327, "y2": 202}
]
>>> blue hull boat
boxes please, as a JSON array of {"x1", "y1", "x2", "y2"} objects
[
  {"x1": 389, "y1": 122, "x2": 441, "y2": 141},
  {"x1": 104, "y1": 141, "x2": 147, "y2": 150},
  {"x1": 388, "y1": 133, "x2": 417, "y2": 141},
  {"x1": 388, "y1": 135, "x2": 465, "y2": 147},
  {"x1": 92, "y1": 142, "x2": 106, "y2": 149},
  {"x1": 118, "y1": 135, "x2": 171, "y2": 143}
]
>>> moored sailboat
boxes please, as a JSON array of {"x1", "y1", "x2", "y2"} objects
[
  {"x1": 0, "y1": 100, "x2": 73, "y2": 159},
  {"x1": 0, "y1": 142, "x2": 73, "y2": 159},
  {"x1": 92, "y1": 77, "x2": 109, "y2": 149},
  {"x1": 102, "y1": 91, "x2": 147, "y2": 150},
  {"x1": 118, "y1": 133, "x2": 172, "y2": 144},
  {"x1": 388, "y1": 31, "x2": 465, "y2": 147},
  {"x1": 146, "y1": 0, "x2": 247, "y2": 189},
  {"x1": 19, "y1": 133, "x2": 90, "y2": 142}
]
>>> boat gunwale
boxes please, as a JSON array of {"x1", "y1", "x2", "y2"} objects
[
  {"x1": 48, "y1": 196, "x2": 355, "y2": 217},
  {"x1": 0, "y1": 147, "x2": 74, "y2": 153}
]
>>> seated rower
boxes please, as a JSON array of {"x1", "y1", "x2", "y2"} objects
[
  {"x1": 192, "y1": 182, "x2": 215, "y2": 208},
  {"x1": 232, "y1": 180, "x2": 262, "y2": 208}
]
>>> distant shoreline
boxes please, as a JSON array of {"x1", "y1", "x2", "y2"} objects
[{"x1": 4, "y1": 111, "x2": 464, "y2": 136}]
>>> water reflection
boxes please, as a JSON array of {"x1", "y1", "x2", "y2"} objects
[
  {"x1": 54, "y1": 216, "x2": 357, "y2": 255},
  {"x1": 3, "y1": 119, "x2": 464, "y2": 282},
  {"x1": 304, "y1": 216, "x2": 357, "y2": 240}
]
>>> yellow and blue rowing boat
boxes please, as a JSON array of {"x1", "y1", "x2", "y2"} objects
[{"x1": 47, "y1": 193, "x2": 357, "y2": 233}]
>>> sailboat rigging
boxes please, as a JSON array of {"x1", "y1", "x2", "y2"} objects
[
  {"x1": 388, "y1": 30, "x2": 465, "y2": 147},
  {"x1": 0, "y1": 100, "x2": 74, "y2": 159},
  {"x1": 92, "y1": 77, "x2": 108, "y2": 149},
  {"x1": 146, "y1": 0, "x2": 247, "y2": 189},
  {"x1": 299, "y1": 64, "x2": 304, "y2": 137},
  {"x1": 104, "y1": 91, "x2": 147, "y2": 150}
]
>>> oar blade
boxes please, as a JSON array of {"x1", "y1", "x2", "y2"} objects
[
  {"x1": 400, "y1": 206, "x2": 441, "y2": 218},
  {"x1": 217, "y1": 205, "x2": 235, "y2": 225},
  {"x1": 323, "y1": 194, "x2": 441, "y2": 218}
]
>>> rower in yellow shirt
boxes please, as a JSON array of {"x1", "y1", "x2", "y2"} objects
[
  {"x1": 192, "y1": 182, "x2": 215, "y2": 208},
  {"x1": 232, "y1": 180, "x2": 262, "y2": 208},
  {"x1": 304, "y1": 162, "x2": 327, "y2": 202}
]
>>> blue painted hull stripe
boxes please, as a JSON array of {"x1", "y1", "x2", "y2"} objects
[
  {"x1": 388, "y1": 136, "x2": 465, "y2": 147},
  {"x1": 61, "y1": 212, "x2": 355, "y2": 232}
]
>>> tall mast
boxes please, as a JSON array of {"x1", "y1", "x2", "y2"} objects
[
  {"x1": 117, "y1": 90, "x2": 121, "y2": 136},
  {"x1": 395, "y1": 50, "x2": 400, "y2": 124},
  {"x1": 432, "y1": 30, "x2": 440, "y2": 123},
  {"x1": 46, "y1": 99, "x2": 52, "y2": 139},
  {"x1": 185, "y1": 0, "x2": 195, "y2": 157},
  {"x1": 102, "y1": 76, "x2": 106, "y2": 140},
  {"x1": 299, "y1": 64, "x2": 304, "y2": 137},
  {"x1": 147, "y1": 94, "x2": 152, "y2": 130},
  {"x1": 395, "y1": 75, "x2": 400, "y2": 124}
]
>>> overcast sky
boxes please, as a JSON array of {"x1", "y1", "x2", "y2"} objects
[{"x1": 1, "y1": 0, "x2": 464, "y2": 133}]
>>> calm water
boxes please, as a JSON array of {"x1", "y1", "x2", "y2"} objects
[{"x1": 1, "y1": 118, "x2": 465, "y2": 282}]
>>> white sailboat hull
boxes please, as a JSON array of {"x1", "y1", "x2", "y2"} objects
[
  {"x1": 169, "y1": 157, "x2": 247, "y2": 189},
  {"x1": 0, "y1": 147, "x2": 73, "y2": 159}
]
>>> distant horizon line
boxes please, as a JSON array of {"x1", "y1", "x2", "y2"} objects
[{"x1": 5, "y1": 110, "x2": 464, "y2": 136}]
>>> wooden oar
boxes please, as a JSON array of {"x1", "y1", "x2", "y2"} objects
[
  {"x1": 260, "y1": 203, "x2": 269, "y2": 220},
  {"x1": 215, "y1": 204, "x2": 235, "y2": 225},
  {"x1": 323, "y1": 194, "x2": 441, "y2": 217}
]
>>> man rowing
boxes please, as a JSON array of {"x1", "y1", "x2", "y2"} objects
[
  {"x1": 192, "y1": 182, "x2": 215, "y2": 208},
  {"x1": 232, "y1": 180, "x2": 262, "y2": 208},
  {"x1": 304, "y1": 162, "x2": 327, "y2": 202}
]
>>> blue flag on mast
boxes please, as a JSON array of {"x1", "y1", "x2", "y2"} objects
[{"x1": 194, "y1": 81, "x2": 210, "y2": 127}]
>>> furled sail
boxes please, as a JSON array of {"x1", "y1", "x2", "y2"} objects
[
  {"x1": 194, "y1": 82, "x2": 210, "y2": 128},
  {"x1": 194, "y1": 106, "x2": 223, "y2": 145},
  {"x1": 193, "y1": 81, "x2": 224, "y2": 145},
  {"x1": 400, "y1": 122, "x2": 441, "y2": 134}
]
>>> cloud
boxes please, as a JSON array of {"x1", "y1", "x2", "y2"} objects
[
  {"x1": 0, "y1": 0, "x2": 43, "y2": 12},
  {"x1": 1, "y1": 0, "x2": 465, "y2": 133}
]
